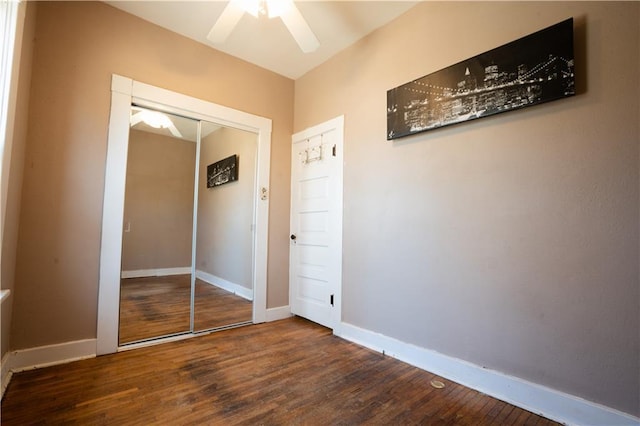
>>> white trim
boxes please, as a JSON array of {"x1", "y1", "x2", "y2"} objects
[
  {"x1": 0, "y1": 0, "x2": 19, "y2": 154},
  {"x1": 117, "y1": 322, "x2": 248, "y2": 353},
  {"x1": 97, "y1": 75, "x2": 271, "y2": 355},
  {"x1": 96, "y1": 75, "x2": 131, "y2": 356},
  {"x1": 0, "y1": 288, "x2": 9, "y2": 302},
  {"x1": 118, "y1": 332, "x2": 197, "y2": 352},
  {"x1": 195, "y1": 270, "x2": 253, "y2": 301},
  {"x1": 121, "y1": 267, "x2": 191, "y2": 279},
  {"x1": 1, "y1": 338, "x2": 96, "y2": 399},
  {"x1": 337, "y1": 322, "x2": 639, "y2": 426},
  {"x1": 1, "y1": 0, "x2": 22, "y2": 289},
  {"x1": 1, "y1": 352, "x2": 12, "y2": 399},
  {"x1": 265, "y1": 305, "x2": 293, "y2": 322},
  {"x1": 189, "y1": 121, "x2": 202, "y2": 332},
  {"x1": 5, "y1": 339, "x2": 96, "y2": 373}
]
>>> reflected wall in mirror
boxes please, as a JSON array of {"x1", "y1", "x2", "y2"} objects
[
  {"x1": 194, "y1": 123, "x2": 256, "y2": 331},
  {"x1": 119, "y1": 107, "x2": 197, "y2": 344}
]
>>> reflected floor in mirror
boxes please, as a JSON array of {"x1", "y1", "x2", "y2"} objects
[
  {"x1": 119, "y1": 275, "x2": 252, "y2": 344},
  {"x1": 194, "y1": 279, "x2": 252, "y2": 331}
]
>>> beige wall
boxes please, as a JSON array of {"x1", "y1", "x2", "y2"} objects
[
  {"x1": 295, "y1": 1, "x2": 639, "y2": 417},
  {"x1": 1, "y1": 1, "x2": 36, "y2": 360},
  {"x1": 6, "y1": 0, "x2": 638, "y2": 417},
  {"x1": 10, "y1": 1, "x2": 293, "y2": 350},
  {"x1": 121, "y1": 129, "x2": 195, "y2": 272},
  {"x1": 196, "y1": 127, "x2": 256, "y2": 290}
]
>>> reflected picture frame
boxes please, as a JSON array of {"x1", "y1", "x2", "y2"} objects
[{"x1": 207, "y1": 154, "x2": 238, "y2": 188}]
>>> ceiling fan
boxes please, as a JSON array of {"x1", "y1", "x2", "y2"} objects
[
  {"x1": 130, "y1": 106, "x2": 183, "y2": 138},
  {"x1": 207, "y1": 0, "x2": 320, "y2": 53}
]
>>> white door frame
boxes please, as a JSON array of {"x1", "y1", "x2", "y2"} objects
[
  {"x1": 290, "y1": 116, "x2": 344, "y2": 332},
  {"x1": 97, "y1": 75, "x2": 271, "y2": 355}
]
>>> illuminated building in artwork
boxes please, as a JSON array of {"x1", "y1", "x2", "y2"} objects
[
  {"x1": 517, "y1": 64, "x2": 528, "y2": 79},
  {"x1": 457, "y1": 67, "x2": 477, "y2": 91},
  {"x1": 484, "y1": 64, "x2": 499, "y2": 87}
]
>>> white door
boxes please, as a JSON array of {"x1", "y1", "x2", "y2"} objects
[{"x1": 290, "y1": 116, "x2": 344, "y2": 330}]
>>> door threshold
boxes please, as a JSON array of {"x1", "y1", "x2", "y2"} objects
[{"x1": 117, "y1": 322, "x2": 253, "y2": 352}]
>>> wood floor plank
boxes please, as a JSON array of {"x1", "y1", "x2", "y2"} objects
[{"x1": 2, "y1": 317, "x2": 559, "y2": 425}]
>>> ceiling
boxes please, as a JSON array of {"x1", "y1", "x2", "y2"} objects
[{"x1": 105, "y1": 1, "x2": 418, "y2": 79}]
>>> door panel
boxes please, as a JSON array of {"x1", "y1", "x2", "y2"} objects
[{"x1": 290, "y1": 117, "x2": 344, "y2": 330}]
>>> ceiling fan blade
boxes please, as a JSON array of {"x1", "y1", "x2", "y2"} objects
[
  {"x1": 207, "y1": 0, "x2": 245, "y2": 44},
  {"x1": 167, "y1": 123, "x2": 183, "y2": 139},
  {"x1": 279, "y1": 3, "x2": 319, "y2": 53},
  {"x1": 130, "y1": 111, "x2": 144, "y2": 126}
]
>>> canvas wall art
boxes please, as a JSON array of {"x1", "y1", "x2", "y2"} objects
[{"x1": 387, "y1": 18, "x2": 575, "y2": 140}]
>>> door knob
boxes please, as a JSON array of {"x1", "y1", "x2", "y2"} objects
[{"x1": 290, "y1": 234, "x2": 297, "y2": 241}]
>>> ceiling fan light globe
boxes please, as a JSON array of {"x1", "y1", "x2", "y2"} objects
[
  {"x1": 208, "y1": 0, "x2": 318, "y2": 53},
  {"x1": 140, "y1": 110, "x2": 172, "y2": 129}
]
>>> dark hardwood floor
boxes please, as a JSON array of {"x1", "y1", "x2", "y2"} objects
[
  {"x1": 2, "y1": 317, "x2": 558, "y2": 425},
  {"x1": 119, "y1": 275, "x2": 252, "y2": 344}
]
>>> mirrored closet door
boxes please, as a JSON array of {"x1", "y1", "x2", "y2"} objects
[
  {"x1": 194, "y1": 122, "x2": 256, "y2": 331},
  {"x1": 118, "y1": 107, "x2": 256, "y2": 345}
]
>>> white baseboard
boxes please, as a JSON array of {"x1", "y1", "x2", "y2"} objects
[
  {"x1": 1, "y1": 339, "x2": 96, "y2": 399},
  {"x1": 121, "y1": 267, "x2": 191, "y2": 279},
  {"x1": 6, "y1": 339, "x2": 96, "y2": 373},
  {"x1": 1, "y1": 352, "x2": 13, "y2": 399},
  {"x1": 195, "y1": 270, "x2": 253, "y2": 301},
  {"x1": 265, "y1": 305, "x2": 292, "y2": 322},
  {"x1": 337, "y1": 322, "x2": 639, "y2": 426}
]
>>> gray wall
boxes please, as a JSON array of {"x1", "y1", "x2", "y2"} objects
[
  {"x1": 295, "y1": 1, "x2": 639, "y2": 417},
  {"x1": 196, "y1": 126, "x2": 256, "y2": 291}
]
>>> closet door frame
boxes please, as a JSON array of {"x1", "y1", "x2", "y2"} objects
[{"x1": 97, "y1": 74, "x2": 271, "y2": 355}]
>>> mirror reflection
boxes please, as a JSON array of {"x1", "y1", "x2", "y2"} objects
[
  {"x1": 118, "y1": 107, "x2": 257, "y2": 345},
  {"x1": 194, "y1": 123, "x2": 256, "y2": 331},
  {"x1": 119, "y1": 107, "x2": 197, "y2": 344}
]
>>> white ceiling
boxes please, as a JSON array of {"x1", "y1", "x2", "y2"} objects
[{"x1": 105, "y1": 1, "x2": 418, "y2": 79}]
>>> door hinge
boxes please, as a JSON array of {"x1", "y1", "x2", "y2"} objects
[
  {"x1": 330, "y1": 294, "x2": 334, "y2": 306},
  {"x1": 332, "y1": 144, "x2": 336, "y2": 157}
]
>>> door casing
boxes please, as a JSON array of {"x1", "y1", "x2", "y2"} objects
[{"x1": 97, "y1": 74, "x2": 271, "y2": 355}]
